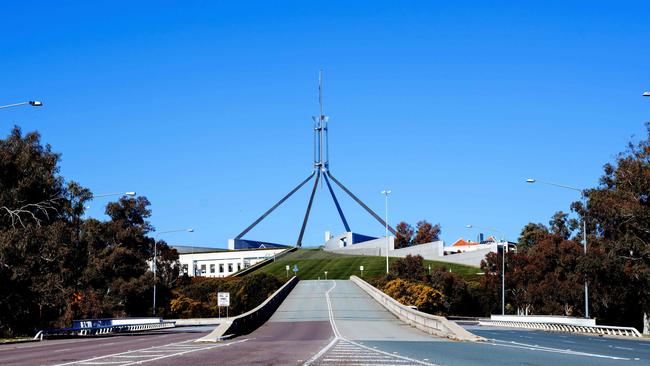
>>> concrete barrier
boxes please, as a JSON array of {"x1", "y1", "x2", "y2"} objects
[
  {"x1": 196, "y1": 276, "x2": 299, "y2": 342},
  {"x1": 349, "y1": 276, "x2": 484, "y2": 342}
]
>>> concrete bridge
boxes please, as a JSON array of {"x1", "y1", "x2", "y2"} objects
[{"x1": 0, "y1": 280, "x2": 648, "y2": 365}]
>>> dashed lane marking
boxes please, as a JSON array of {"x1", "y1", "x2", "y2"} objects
[{"x1": 303, "y1": 281, "x2": 437, "y2": 366}]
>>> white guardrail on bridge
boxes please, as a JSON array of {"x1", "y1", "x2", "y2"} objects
[
  {"x1": 34, "y1": 318, "x2": 175, "y2": 340},
  {"x1": 479, "y1": 315, "x2": 642, "y2": 337},
  {"x1": 349, "y1": 275, "x2": 484, "y2": 342}
]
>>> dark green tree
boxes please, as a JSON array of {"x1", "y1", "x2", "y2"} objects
[
  {"x1": 394, "y1": 221, "x2": 413, "y2": 249},
  {"x1": 413, "y1": 220, "x2": 441, "y2": 244}
]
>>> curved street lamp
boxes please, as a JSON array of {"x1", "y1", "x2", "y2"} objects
[
  {"x1": 0, "y1": 100, "x2": 43, "y2": 109},
  {"x1": 91, "y1": 191, "x2": 136, "y2": 199}
]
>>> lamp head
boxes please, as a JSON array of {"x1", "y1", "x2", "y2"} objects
[
  {"x1": 466, "y1": 224, "x2": 473, "y2": 229},
  {"x1": 643, "y1": 91, "x2": 650, "y2": 97},
  {"x1": 187, "y1": 228, "x2": 194, "y2": 233},
  {"x1": 124, "y1": 192, "x2": 136, "y2": 196},
  {"x1": 526, "y1": 178, "x2": 536, "y2": 183},
  {"x1": 29, "y1": 101, "x2": 43, "y2": 107}
]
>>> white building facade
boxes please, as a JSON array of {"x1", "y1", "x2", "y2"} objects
[{"x1": 177, "y1": 248, "x2": 286, "y2": 278}]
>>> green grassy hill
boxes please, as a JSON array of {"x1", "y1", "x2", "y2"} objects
[{"x1": 247, "y1": 248, "x2": 481, "y2": 280}]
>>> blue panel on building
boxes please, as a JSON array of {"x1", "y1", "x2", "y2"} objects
[
  {"x1": 352, "y1": 233, "x2": 377, "y2": 244},
  {"x1": 232, "y1": 239, "x2": 290, "y2": 249}
]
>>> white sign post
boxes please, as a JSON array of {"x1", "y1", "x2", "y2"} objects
[
  {"x1": 285, "y1": 265, "x2": 290, "y2": 278},
  {"x1": 218, "y1": 292, "x2": 230, "y2": 318},
  {"x1": 360, "y1": 265, "x2": 364, "y2": 278}
]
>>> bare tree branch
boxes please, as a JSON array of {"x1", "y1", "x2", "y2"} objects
[{"x1": 0, "y1": 197, "x2": 61, "y2": 229}]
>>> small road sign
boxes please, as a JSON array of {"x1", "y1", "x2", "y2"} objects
[{"x1": 217, "y1": 292, "x2": 230, "y2": 307}]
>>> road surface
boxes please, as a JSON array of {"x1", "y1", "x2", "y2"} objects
[{"x1": 1, "y1": 280, "x2": 648, "y2": 365}]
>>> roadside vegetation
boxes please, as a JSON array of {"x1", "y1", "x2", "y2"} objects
[{"x1": 169, "y1": 273, "x2": 285, "y2": 318}]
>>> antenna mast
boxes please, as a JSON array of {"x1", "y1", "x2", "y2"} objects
[{"x1": 313, "y1": 70, "x2": 329, "y2": 172}]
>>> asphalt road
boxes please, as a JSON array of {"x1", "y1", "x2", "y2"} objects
[
  {"x1": 0, "y1": 326, "x2": 214, "y2": 366},
  {"x1": 2, "y1": 280, "x2": 648, "y2": 365}
]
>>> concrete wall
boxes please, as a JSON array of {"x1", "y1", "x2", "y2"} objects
[
  {"x1": 391, "y1": 241, "x2": 444, "y2": 259},
  {"x1": 433, "y1": 247, "x2": 494, "y2": 267}
]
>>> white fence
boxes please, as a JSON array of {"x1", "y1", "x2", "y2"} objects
[
  {"x1": 34, "y1": 320, "x2": 175, "y2": 340},
  {"x1": 479, "y1": 317, "x2": 641, "y2": 338}
]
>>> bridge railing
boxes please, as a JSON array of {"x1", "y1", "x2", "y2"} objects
[
  {"x1": 33, "y1": 320, "x2": 176, "y2": 340},
  {"x1": 479, "y1": 319, "x2": 642, "y2": 337},
  {"x1": 196, "y1": 275, "x2": 299, "y2": 342},
  {"x1": 349, "y1": 275, "x2": 484, "y2": 341}
]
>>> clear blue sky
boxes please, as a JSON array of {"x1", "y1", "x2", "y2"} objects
[{"x1": 2, "y1": 1, "x2": 649, "y2": 248}]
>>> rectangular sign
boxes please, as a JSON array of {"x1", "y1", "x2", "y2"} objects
[{"x1": 217, "y1": 292, "x2": 230, "y2": 307}]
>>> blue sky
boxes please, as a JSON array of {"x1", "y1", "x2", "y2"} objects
[{"x1": 1, "y1": 1, "x2": 649, "y2": 248}]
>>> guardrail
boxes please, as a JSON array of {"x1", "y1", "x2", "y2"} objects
[
  {"x1": 196, "y1": 276, "x2": 299, "y2": 342},
  {"x1": 349, "y1": 276, "x2": 484, "y2": 342},
  {"x1": 479, "y1": 319, "x2": 642, "y2": 338},
  {"x1": 34, "y1": 321, "x2": 176, "y2": 340}
]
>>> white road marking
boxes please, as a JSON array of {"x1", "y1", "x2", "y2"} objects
[
  {"x1": 53, "y1": 348, "x2": 74, "y2": 353},
  {"x1": 304, "y1": 281, "x2": 438, "y2": 366},
  {"x1": 614, "y1": 346, "x2": 633, "y2": 350},
  {"x1": 53, "y1": 338, "x2": 250, "y2": 366},
  {"x1": 488, "y1": 339, "x2": 631, "y2": 360}
]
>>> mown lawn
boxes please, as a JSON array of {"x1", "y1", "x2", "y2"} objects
[{"x1": 248, "y1": 248, "x2": 481, "y2": 280}]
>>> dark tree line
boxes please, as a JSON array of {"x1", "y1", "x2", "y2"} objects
[
  {"x1": 0, "y1": 127, "x2": 179, "y2": 337},
  {"x1": 379, "y1": 124, "x2": 649, "y2": 331},
  {"x1": 479, "y1": 123, "x2": 650, "y2": 329}
]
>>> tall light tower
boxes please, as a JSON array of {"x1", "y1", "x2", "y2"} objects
[{"x1": 234, "y1": 71, "x2": 396, "y2": 248}]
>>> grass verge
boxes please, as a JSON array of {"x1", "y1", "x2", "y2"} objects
[{"x1": 247, "y1": 248, "x2": 480, "y2": 280}]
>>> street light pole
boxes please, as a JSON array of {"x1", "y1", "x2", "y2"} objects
[
  {"x1": 381, "y1": 190, "x2": 392, "y2": 274},
  {"x1": 153, "y1": 228, "x2": 194, "y2": 316},
  {"x1": 0, "y1": 100, "x2": 43, "y2": 110},
  {"x1": 526, "y1": 178, "x2": 589, "y2": 319},
  {"x1": 467, "y1": 224, "x2": 506, "y2": 315}
]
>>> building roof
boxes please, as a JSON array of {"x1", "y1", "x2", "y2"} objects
[{"x1": 450, "y1": 238, "x2": 481, "y2": 247}]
